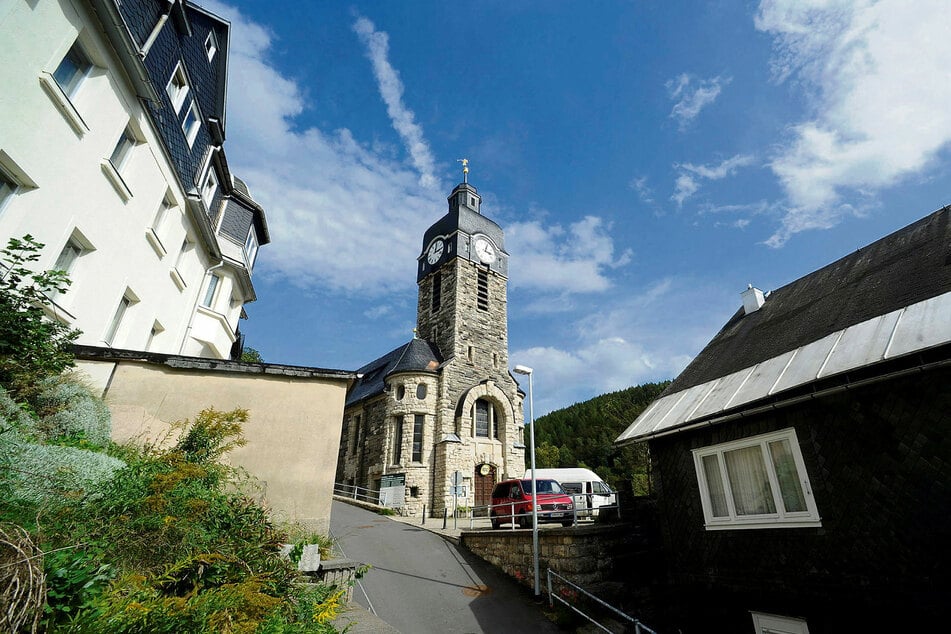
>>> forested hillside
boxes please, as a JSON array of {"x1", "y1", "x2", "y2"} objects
[{"x1": 526, "y1": 381, "x2": 670, "y2": 496}]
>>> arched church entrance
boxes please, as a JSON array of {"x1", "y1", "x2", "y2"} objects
[{"x1": 474, "y1": 463, "x2": 496, "y2": 515}]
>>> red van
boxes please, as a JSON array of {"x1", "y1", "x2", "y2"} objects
[{"x1": 490, "y1": 478, "x2": 575, "y2": 529}]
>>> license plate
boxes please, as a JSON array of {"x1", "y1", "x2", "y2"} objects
[{"x1": 549, "y1": 512, "x2": 564, "y2": 518}]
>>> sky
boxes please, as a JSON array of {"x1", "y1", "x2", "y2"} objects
[{"x1": 202, "y1": 0, "x2": 951, "y2": 416}]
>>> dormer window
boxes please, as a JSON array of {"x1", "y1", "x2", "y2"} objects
[
  {"x1": 166, "y1": 64, "x2": 190, "y2": 113},
  {"x1": 182, "y1": 100, "x2": 201, "y2": 147},
  {"x1": 244, "y1": 227, "x2": 259, "y2": 268},
  {"x1": 201, "y1": 169, "x2": 218, "y2": 210},
  {"x1": 205, "y1": 31, "x2": 218, "y2": 61}
]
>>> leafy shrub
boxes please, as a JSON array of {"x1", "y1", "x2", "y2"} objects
[
  {"x1": 33, "y1": 375, "x2": 112, "y2": 446},
  {"x1": 0, "y1": 432, "x2": 125, "y2": 508},
  {"x1": 38, "y1": 407, "x2": 346, "y2": 633},
  {"x1": 0, "y1": 235, "x2": 79, "y2": 402}
]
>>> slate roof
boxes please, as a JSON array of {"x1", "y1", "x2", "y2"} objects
[
  {"x1": 670, "y1": 206, "x2": 951, "y2": 394},
  {"x1": 345, "y1": 338, "x2": 442, "y2": 407},
  {"x1": 616, "y1": 205, "x2": 951, "y2": 444}
]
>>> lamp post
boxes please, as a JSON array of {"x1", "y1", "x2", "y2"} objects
[{"x1": 512, "y1": 364, "x2": 540, "y2": 597}]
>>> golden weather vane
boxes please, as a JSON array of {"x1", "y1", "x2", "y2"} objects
[{"x1": 457, "y1": 158, "x2": 469, "y2": 183}]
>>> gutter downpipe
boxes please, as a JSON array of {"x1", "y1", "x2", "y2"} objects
[
  {"x1": 140, "y1": 3, "x2": 173, "y2": 58},
  {"x1": 627, "y1": 356, "x2": 950, "y2": 444}
]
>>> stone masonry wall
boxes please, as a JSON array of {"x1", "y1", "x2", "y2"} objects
[{"x1": 461, "y1": 524, "x2": 630, "y2": 590}]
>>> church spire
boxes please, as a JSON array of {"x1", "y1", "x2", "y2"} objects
[{"x1": 457, "y1": 158, "x2": 469, "y2": 184}]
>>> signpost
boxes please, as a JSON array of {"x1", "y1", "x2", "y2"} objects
[{"x1": 452, "y1": 471, "x2": 464, "y2": 528}]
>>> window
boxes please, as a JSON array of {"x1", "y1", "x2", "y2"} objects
[
  {"x1": 416, "y1": 383, "x2": 427, "y2": 400},
  {"x1": 202, "y1": 273, "x2": 221, "y2": 308},
  {"x1": 182, "y1": 99, "x2": 201, "y2": 146},
  {"x1": 475, "y1": 400, "x2": 490, "y2": 437},
  {"x1": 172, "y1": 237, "x2": 194, "y2": 289},
  {"x1": 477, "y1": 269, "x2": 489, "y2": 311},
  {"x1": 751, "y1": 612, "x2": 810, "y2": 634},
  {"x1": 412, "y1": 414, "x2": 424, "y2": 462},
  {"x1": 205, "y1": 31, "x2": 218, "y2": 61},
  {"x1": 391, "y1": 418, "x2": 403, "y2": 465},
  {"x1": 147, "y1": 193, "x2": 175, "y2": 256},
  {"x1": 693, "y1": 428, "x2": 820, "y2": 530},
  {"x1": 244, "y1": 227, "x2": 259, "y2": 268},
  {"x1": 109, "y1": 127, "x2": 136, "y2": 171},
  {"x1": 54, "y1": 240, "x2": 84, "y2": 275},
  {"x1": 53, "y1": 41, "x2": 91, "y2": 98},
  {"x1": 104, "y1": 294, "x2": 133, "y2": 346},
  {"x1": 201, "y1": 169, "x2": 218, "y2": 209},
  {"x1": 165, "y1": 64, "x2": 190, "y2": 113},
  {"x1": 145, "y1": 321, "x2": 164, "y2": 351},
  {"x1": 431, "y1": 271, "x2": 441, "y2": 313},
  {"x1": 396, "y1": 384, "x2": 405, "y2": 400},
  {"x1": 0, "y1": 167, "x2": 18, "y2": 211}
]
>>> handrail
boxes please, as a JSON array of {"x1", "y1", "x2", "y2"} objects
[
  {"x1": 333, "y1": 482, "x2": 381, "y2": 506},
  {"x1": 547, "y1": 568, "x2": 657, "y2": 634}
]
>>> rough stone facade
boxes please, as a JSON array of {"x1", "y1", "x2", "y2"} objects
[{"x1": 336, "y1": 182, "x2": 526, "y2": 516}]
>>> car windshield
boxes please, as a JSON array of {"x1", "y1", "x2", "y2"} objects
[{"x1": 520, "y1": 479, "x2": 564, "y2": 495}]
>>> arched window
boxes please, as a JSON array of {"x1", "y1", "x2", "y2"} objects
[
  {"x1": 474, "y1": 399, "x2": 500, "y2": 439},
  {"x1": 416, "y1": 383, "x2": 427, "y2": 399},
  {"x1": 396, "y1": 385, "x2": 405, "y2": 400}
]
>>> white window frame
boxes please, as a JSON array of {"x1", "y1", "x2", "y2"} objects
[
  {"x1": 52, "y1": 41, "x2": 92, "y2": 98},
  {"x1": 244, "y1": 227, "x2": 259, "y2": 268},
  {"x1": 692, "y1": 428, "x2": 821, "y2": 530},
  {"x1": 201, "y1": 168, "x2": 218, "y2": 210},
  {"x1": 182, "y1": 99, "x2": 201, "y2": 147},
  {"x1": 205, "y1": 31, "x2": 218, "y2": 61},
  {"x1": 751, "y1": 612, "x2": 810, "y2": 634},
  {"x1": 202, "y1": 272, "x2": 221, "y2": 308},
  {"x1": 109, "y1": 126, "x2": 137, "y2": 171},
  {"x1": 165, "y1": 63, "x2": 190, "y2": 114},
  {"x1": 0, "y1": 165, "x2": 19, "y2": 212},
  {"x1": 146, "y1": 191, "x2": 176, "y2": 257},
  {"x1": 104, "y1": 291, "x2": 137, "y2": 347}
]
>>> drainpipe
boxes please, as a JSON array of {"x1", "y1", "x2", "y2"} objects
[
  {"x1": 140, "y1": 2, "x2": 173, "y2": 58},
  {"x1": 178, "y1": 259, "x2": 226, "y2": 355}
]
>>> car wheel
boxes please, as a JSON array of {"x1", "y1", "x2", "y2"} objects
[
  {"x1": 491, "y1": 518, "x2": 500, "y2": 529},
  {"x1": 561, "y1": 521, "x2": 573, "y2": 528},
  {"x1": 518, "y1": 514, "x2": 530, "y2": 529}
]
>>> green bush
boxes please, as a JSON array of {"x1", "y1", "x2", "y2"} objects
[
  {"x1": 37, "y1": 408, "x2": 347, "y2": 632},
  {"x1": 34, "y1": 375, "x2": 112, "y2": 446}
]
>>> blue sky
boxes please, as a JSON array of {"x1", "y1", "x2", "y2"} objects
[{"x1": 204, "y1": 0, "x2": 951, "y2": 415}]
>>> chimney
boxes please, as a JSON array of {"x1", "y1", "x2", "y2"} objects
[{"x1": 742, "y1": 284, "x2": 766, "y2": 315}]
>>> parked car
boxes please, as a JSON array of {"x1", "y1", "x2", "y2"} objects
[
  {"x1": 490, "y1": 478, "x2": 574, "y2": 529},
  {"x1": 524, "y1": 468, "x2": 616, "y2": 518}
]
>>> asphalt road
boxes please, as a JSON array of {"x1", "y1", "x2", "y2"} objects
[{"x1": 330, "y1": 501, "x2": 564, "y2": 634}]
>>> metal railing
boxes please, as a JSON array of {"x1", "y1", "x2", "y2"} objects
[
  {"x1": 333, "y1": 482, "x2": 380, "y2": 506},
  {"x1": 547, "y1": 568, "x2": 657, "y2": 634}
]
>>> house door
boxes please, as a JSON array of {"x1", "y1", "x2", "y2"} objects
[{"x1": 474, "y1": 463, "x2": 496, "y2": 516}]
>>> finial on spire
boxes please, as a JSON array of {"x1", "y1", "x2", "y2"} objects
[{"x1": 457, "y1": 158, "x2": 469, "y2": 183}]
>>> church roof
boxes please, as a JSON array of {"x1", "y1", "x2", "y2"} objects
[
  {"x1": 616, "y1": 205, "x2": 951, "y2": 444},
  {"x1": 346, "y1": 338, "x2": 443, "y2": 407}
]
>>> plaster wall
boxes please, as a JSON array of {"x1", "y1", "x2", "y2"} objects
[{"x1": 78, "y1": 358, "x2": 349, "y2": 534}]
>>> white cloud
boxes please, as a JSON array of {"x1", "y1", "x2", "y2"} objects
[
  {"x1": 666, "y1": 73, "x2": 731, "y2": 129},
  {"x1": 756, "y1": 0, "x2": 951, "y2": 245},
  {"x1": 506, "y1": 216, "x2": 632, "y2": 296},
  {"x1": 629, "y1": 175, "x2": 655, "y2": 205},
  {"x1": 510, "y1": 277, "x2": 734, "y2": 415},
  {"x1": 671, "y1": 155, "x2": 755, "y2": 206},
  {"x1": 353, "y1": 16, "x2": 439, "y2": 190}
]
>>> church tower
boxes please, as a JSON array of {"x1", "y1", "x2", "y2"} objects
[{"x1": 336, "y1": 165, "x2": 525, "y2": 517}]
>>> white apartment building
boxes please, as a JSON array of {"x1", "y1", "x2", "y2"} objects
[{"x1": 0, "y1": 0, "x2": 268, "y2": 359}]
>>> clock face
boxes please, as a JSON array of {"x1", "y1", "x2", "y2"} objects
[
  {"x1": 426, "y1": 239, "x2": 445, "y2": 265},
  {"x1": 474, "y1": 237, "x2": 496, "y2": 263}
]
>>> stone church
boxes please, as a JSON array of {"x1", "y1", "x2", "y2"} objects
[{"x1": 336, "y1": 176, "x2": 526, "y2": 516}]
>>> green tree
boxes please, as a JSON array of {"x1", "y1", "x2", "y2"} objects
[
  {"x1": 0, "y1": 235, "x2": 80, "y2": 399},
  {"x1": 240, "y1": 346, "x2": 264, "y2": 363}
]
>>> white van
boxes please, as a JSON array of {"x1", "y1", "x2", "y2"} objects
[{"x1": 523, "y1": 468, "x2": 616, "y2": 518}]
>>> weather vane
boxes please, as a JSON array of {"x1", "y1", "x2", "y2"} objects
[{"x1": 457, "y1": 158, "x2": 469, "y2": 183}]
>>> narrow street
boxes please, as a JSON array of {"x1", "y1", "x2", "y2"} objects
[{"x1": 330, "y1": 501, "x2": 563, "y2": 634}]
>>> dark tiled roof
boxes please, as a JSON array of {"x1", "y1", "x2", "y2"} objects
[
  {"x1": 345, "y1": 339, "x2": 442, "y2": 407},
  {"x1": 667, "y1": 206, "x2": 951, "y2": 394}
]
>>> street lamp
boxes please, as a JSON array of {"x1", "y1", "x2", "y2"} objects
[{"x1": 512, "y1": 364, "x2": 540, "y2": 597}]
